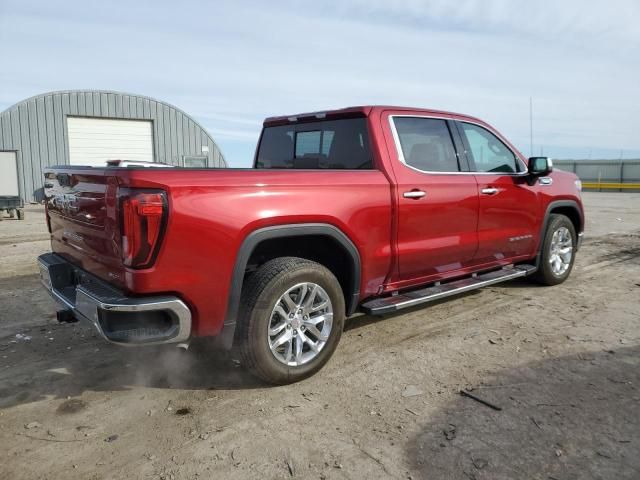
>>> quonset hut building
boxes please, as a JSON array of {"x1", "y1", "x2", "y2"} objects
[{"x1": 0, "y1": 90, "x2": 226, "y2": 203}]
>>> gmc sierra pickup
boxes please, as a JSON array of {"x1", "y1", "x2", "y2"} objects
[{"x1": 38, "y1": 106, "x2": 584, "y2": 384}]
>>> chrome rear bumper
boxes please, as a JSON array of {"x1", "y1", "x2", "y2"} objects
[{"x1": 38, "y1": 253, "x2": 191, "y2": 345}]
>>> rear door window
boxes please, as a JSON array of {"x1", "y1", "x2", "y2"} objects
[
  {"x1": 256, "y1": 118, "x2": 373, "y2": 169},
  {"x1": 392, "y1": 117, "x2": 460, "y2": 172}
]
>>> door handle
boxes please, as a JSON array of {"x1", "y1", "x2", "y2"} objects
[
  {"x1": 481, "y1": 187, "x2": 499, "y2": 195},
  {"x1": 403, "y1": 190, "x2": 426, "y2": 199}
]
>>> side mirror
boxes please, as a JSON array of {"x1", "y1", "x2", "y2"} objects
[{"x1": 528, "y1": 156, "x2": 553, "y2": 176}]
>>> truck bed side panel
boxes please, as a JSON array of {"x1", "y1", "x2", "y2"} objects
[{"x1": 46, "y1": 168, "x2": 393, "y2": 336}]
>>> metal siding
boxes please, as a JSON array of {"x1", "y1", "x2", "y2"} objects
[
  {"x1": 61, "y1": 94, "x2": 71, "y2": 165},
  {"x1": 555, "y1": 160, "x2": 640, "y2": 189},
  {"x1": 99, "y1": 93, "x2": 108, "y2": 117},
  {"x1": 0, "y1": 90, "x2": 226, "y2": 202},
  {"x1": 0, "y1": 112, "x2": 10, "y2": 149},
  {"x1": 10, "y1": 110, "x2": 25, "y2": 199},
  {"x1": 142, "y1": 98, "x2": 150, "y2": 118},
  {"x1": 123, "y1": 95, "x2": 130, "y2": 118},
  {"x1": 181, "y1": 112, "x2": 189, "y2": 159},
  {"x1": 193, "y1": 123, "x2": 202, "y2": 155},
  {"x1": 155, "y1": 103, "x2": 165, "y2": 161},
  {"x1": 53, "y1": 94, "x2": 65, "y2": 164},
  {"x1": 115, "y1": 94, "x2": 124, "y2": 118},
  {"x1": 211, "y1": 141, "x2": 219, "y2": 167},
  {"x1": 107, "y1": 94, "x2": 116, "y2": 117},
  {"x1": 78, "y1": 92, "x2": 86, "y2": 116},
  {"x1": 18, "y1": 104, "x2": 33, "y2": 202},
  {"x1": 199, "y1": 131, "x2": 208, "y2": 164},
  {"x1": 36, "y1": 97, "x2": 48, "y2": 174},
  {"x1": 44, "y1": 96, "x2": 56, "y2": 166},
  {"x1": 176, "y1": 112, "x2": 184, "y2": 164},
  {"x1": 136, "y1": 98, "x2": 144, "y2": 119},
  {"x1": 84, "y1": 91, "x2": 94, "y2": 116},
  {"x1": 187, "y1": 118, "x2": 195, "y2": 154},
  {"x1": 169, "y1": 108, "x2": 177, "y2": 164},
  {"x1": 150, "y1": 101, "x2": 159, "y2": 161},
  {"x1": 93, "y1": 92, "x2": 101, "y2": 115},
  {"x1": 68, "y1": 92, "x2": 78, "y2": 115},
  {"x1": 205, "y1": 138, "x2": 213, "y2": 166},
  {"x1": 576, "y1": 162, "x2": 619, "y2": 181},
  {"x1": 27, "y1": 100, "x2": 41, "y2": 197},
  {"x1": 163, "y1": 105, "x2": 171, "y2": 163},
  {"x1": 624, "y1": 162, "x2": 640, "y2": 182},
  {"x1": 129, "y1": 96, "x2": 137, "y2": 117}
]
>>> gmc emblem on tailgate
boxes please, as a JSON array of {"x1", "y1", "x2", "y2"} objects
[{"x1": 53, "y1": 194, "x2": 79, "y2": 216}]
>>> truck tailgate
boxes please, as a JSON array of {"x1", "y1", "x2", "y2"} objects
[{"x1": 44, "y1": 168, "x2": 126, "y2": 287}]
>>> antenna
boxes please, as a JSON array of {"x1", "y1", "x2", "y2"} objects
[{"x1": 529, "y1": 97, "x2": 534, "y2": 157}]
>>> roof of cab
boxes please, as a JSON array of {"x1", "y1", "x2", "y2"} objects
[{"x1": 263, "y1": 105, "x2": 484, "y2": 126}]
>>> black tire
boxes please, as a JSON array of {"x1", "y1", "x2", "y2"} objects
[
  {"x1": 236, "y1": 257, "x2": 345, "y2": 385},
  {"x1": 532, "y1": 214, "x2": 576, "y2": 286},
  {"x1": 17, "y1": 209, "x2": 25, "y2": 221}
]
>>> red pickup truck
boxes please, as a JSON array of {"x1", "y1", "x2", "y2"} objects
[{"x1": 39, "y1": 106, "x2": 584, "y2": 384}]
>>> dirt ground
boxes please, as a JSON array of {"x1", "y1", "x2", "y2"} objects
[{"x1": 0, "y1": 193, "x2": 639, "y2": 480}]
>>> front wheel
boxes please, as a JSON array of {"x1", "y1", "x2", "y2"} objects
[
  {"x1": 236, "y1": 257, "x2": 345, "y2": 384},
  {"x1": 532, "y1": 214, "x2": 577, "y2": 286}
]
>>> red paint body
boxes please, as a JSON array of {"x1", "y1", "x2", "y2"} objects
[{"x1": 44, "y1": 106, "x2": 584, "y2": 338}]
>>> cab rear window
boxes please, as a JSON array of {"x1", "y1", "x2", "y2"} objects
[{"x1": 255, "y1": 118, "x2": 373, "y2": 169}]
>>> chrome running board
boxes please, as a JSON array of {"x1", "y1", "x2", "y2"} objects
[{"x1": 361, "y1": 264, "x2": 536, "y2": 315}]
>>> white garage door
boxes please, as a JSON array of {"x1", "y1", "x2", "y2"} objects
[
  {"x1": 0, "y1": 151, "x2": 19, "y2": 196},
  {"x1": 67, "y1": 117, "x2": 153, "y2": 166}
]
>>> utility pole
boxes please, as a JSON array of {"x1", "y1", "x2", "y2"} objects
[{"x1": 529, "y1": 97, "x2": 534, "y2": 157}]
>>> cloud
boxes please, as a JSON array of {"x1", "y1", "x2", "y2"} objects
[{"x1": 1, "y1": 0, "x2": 639, "y2": 165}]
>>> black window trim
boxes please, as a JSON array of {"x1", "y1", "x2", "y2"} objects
[
  {"x1": 454, "y1": 120, "x2": 528, "y2": 175},
  {"x1": 388, "y1": 114, "x2": 528, "y2": 176},
  {"x1": 447, "y1": 120, "x2": 472, "y2": 172}
]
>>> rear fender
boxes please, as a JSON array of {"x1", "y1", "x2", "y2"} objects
[{"x1": 218, "y1": 223, "x2": 361, "y2": 349}]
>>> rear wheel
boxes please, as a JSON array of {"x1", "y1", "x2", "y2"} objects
[
  {"x1": 532, "y1": 214, "x2": 576, "y2": 286},
  {"x1": 17, "y1": 209, "x2": 25, "y2": 221},
  {"x1": 236, "y1": 257, "x2": 345, "y2": 384}
]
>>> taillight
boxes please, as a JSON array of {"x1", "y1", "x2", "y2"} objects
[
  {"x1": 119, "y1": 189, "x2": 167, "y2": 268},
  {"x1": 45, "y1": 200, "x2": 52, "y2": 233}
]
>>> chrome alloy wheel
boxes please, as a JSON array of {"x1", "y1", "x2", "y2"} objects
[
  {"x1": 549, "y1": 226, "x2": 573, "y2": 276},
  {"x1": 267, "y1": 282, "x2": 333, "y2": 366}
]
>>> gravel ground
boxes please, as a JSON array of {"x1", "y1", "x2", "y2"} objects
[{"x1": 0, "y1": 193, "x2": 639, "y2": 480}]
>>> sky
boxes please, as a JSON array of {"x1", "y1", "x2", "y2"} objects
[{"x1": 1, "y1": 0, "x2": 639, "y2": 167}]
